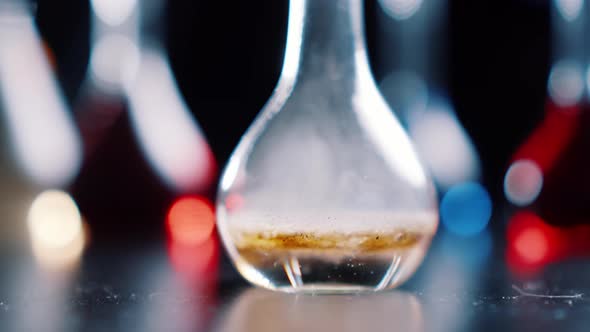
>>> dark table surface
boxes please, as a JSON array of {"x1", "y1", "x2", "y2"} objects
[{"x1": 0, "y1": 227, "x2": 588, "y2": 332}]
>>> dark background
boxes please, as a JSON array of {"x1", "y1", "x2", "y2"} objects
[{"x1": 32, "y1": 0, "x2": 551, "y2": 240}]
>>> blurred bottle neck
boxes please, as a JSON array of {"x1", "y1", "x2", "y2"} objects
[
  {"x1": 281, "y1": 0, "x2": 370, "y2": 81},
  {"x1": 138, "y1": 0, "x2": 166, "y2": 50},
  {"x1": 551, "y1": 0, "x2": 585, "y2": 63},
  {"x1": 90, "y1": 0, "x2": 166, "y2": 51}
]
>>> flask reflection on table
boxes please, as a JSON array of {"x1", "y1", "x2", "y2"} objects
[{"x1": 216, "y1": 288, "x2": 424, "y2": 332}]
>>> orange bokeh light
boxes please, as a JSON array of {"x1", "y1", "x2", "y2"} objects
[{"x1": 167, "y1": 196, "x2": 215, "y2": 246}]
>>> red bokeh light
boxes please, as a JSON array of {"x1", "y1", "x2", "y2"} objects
[
  {"x1": 166, "y1": 196, "x2": 220, "y2": 286},
  {"x1": 506, "y1": 211, "x2": 563, "y2": 275},
  {"x1": 507, "y1": 210, "x2": 590, "y2": 276},
  {"x1": 511, "y1": 101, "x2": 580, "y2": 173},
  {"x1": 513, "y1": 228, "x2": 548, "y2": 264},
  {"x1": 167, "y1": 196, "x2": 215, "y2": 246}
]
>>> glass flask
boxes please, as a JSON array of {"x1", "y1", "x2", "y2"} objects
[
  {"x1": 71, "y1": 0, "x2": 216, "y2": 240},
  {"x1": 217, "y1": 0, "x2": 438, "y2": 293},
  {"x1": 76, "y1": 0, "x2": 215, "y2": 193},
  {"x1": 504, "y1": 0, "x2": 590, "y2": 272}
]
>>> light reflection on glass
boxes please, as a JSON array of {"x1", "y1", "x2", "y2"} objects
[
  {"x1": 0, "y1": 5, "x2": 82, "y2": 187},
  {"x1": 27, "y1": 190, "x2": 87, "y2": 269},
  {"x1": 225, "y1": 193, "x2": 245, "y2": 212},
  {"x1": 126, "y1": 51, "x2": 217, "y2": 193},
  {"x1": 216, "y1": 289, "x2": 424, "y2": 332},
  {"x1": 380, "y1": 72, "x2": 481, "y2": 191},
  {"x1": 354, "y1": 70, "x2": 428, "y2": 188}
]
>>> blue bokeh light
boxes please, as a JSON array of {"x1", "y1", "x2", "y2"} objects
[{"x1": 440, "y1": 182, "x2": 492, "y2": 236}]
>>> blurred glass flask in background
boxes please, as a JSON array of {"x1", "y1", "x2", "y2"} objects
[
  {"x1": 77, "y1": 0, "x2": 215, "y2": 194},
  {"x1": 504, "y1": 0, "x2": 590, "y2": 273},
  {"x1": 0, "y1": 1, "x2": 83, "y2": 252},
  {"x1": 0, "y1": 1, "x2": 82, "y2": 188},
  {"x1": 217, "y1": 0, "x2": 438, "y2": 293},
  {"x1": 504, "y1": 0, "x2": 587, "y2": 223},
  {"x1": 376, "y1": 0, "x2": 481, "y2": 192},
  {"x1": 376, "y1": 0, "x2": 489, "y2": 238}
]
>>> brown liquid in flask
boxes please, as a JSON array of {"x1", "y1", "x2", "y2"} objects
[{"x1": 216, "y1": 0, "x2": 438, "y2": 294}]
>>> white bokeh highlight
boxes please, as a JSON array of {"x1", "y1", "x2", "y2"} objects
[
  {"x1": 126, "y1": 51, "x2": 214, "y2": 193},
  {"x1": 504, "y1": 159, "x2": 544, "y2": 206},
  {"x1": 378, "y1": 0, "x2": 424, "y2": 20},
  {"x1": 28, "y1": 190, "x2": 82, "y2": 249},
  {"x1": 555, "y1": 0, "x2": 584, "y2": 21},
  {"x1": 91, "y1": 0, "x2": 138, "y2": 26},
  {"x1": 548, "y1": 60, "x2": 584, "y2": 106}
]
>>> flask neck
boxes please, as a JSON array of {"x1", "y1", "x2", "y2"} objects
[
  {"x1": 138, "y1": 0, "x2": 166, "y2": 50},
  {"x1": 281, "y1": 0, "x2": 371, "y2": 82},
  {"x1": 90, "y1": 0, "x2": 166, "y2": 50}
]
